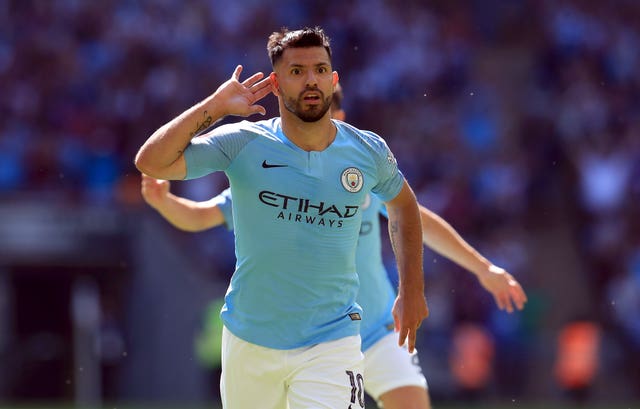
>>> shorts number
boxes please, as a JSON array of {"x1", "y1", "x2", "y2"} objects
[{"x1": 346, "y1": 370, "x2": 364, "y2": 408}]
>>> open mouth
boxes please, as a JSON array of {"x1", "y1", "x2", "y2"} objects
[{"x1": 302, "y1": 92, "x2": 322, "y2": 103}]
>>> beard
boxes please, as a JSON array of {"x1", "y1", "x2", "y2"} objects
[{"x1": 281, "y1": 88, "x2": 333, "y2": 123}]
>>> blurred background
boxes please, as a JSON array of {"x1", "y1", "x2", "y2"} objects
[{"x1": 1, "y1": 0, "x2": 639, "y2": 408}]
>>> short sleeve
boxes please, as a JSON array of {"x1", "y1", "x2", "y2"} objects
[
  {"x1": 183, "y1": 122, "x2": 256, "y2": 180},
  {"x1": 210, "y1": 188, "x2": 234, "y2": 231},
  {"x1": 368, "y1": 133, "x2": 404, "y2": 202}
]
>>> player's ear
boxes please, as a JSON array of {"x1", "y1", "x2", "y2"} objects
[
  {"x1": 332, "y1": 72, "x2": 339, "y2": 88},
  {"x1": 270, "y1": 72, "x2": 280, "y2": 96},
  {"x1": 332, "y1": 109, "x2": 346, "y2": 121}
]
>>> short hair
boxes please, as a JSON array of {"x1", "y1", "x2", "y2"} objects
[{"x1": 267, "y1": 27, "x2": 332, "y2": 68}]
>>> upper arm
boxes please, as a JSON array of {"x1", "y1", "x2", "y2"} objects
[
  {"x1": 153, "y1": 155, "x2": 188, "y2": 180},
  {"x1": 135, "y1": 147, "x2": 188, "y2": 181},
  {"x1": 383, "y1": 181, "x2": 423, "y2": 261},
  {"x1": 384, "y1": 180, "x2": 418, "y2": 214}
]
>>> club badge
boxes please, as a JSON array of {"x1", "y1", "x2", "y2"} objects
[{"x1": 341, "y1": 167, "x2": 364, "y2": 193}]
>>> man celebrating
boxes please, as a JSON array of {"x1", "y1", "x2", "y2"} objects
[{"x1": 135, "y1": 27, "x2": 428, "y2": 409}]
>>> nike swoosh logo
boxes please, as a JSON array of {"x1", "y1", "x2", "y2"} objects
[{"x1": 262, "y1": 160, "x2": 288, "y2": 168}]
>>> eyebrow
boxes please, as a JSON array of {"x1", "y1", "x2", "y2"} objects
[{"x1": 288, "y1": 62, "x2": 330, "y2": 69}]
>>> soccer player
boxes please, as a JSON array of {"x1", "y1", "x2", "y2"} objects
[
  {"x1": 135, "y1": 27, "x2": 429, "y2": 409},
  {"x1": 141, "y1": 85, "x2": 527, "y2": 408}
]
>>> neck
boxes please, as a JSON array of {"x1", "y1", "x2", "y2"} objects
[{"x1": 280, "y1": 109, "x2": 336, "y2": 152}]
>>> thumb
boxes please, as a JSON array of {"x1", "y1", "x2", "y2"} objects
[
  {"x1": 393, "y1": 312, "x2": 400, "y2": 332},
  {"x1": 251, "y1": 105, "x2": 266, "y2": 116}
]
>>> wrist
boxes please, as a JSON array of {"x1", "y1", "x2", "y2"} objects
[
  {"x1": 205, "y1": 91, "x2": 231, "y2": 118},
  {"x1": 398, "y1": 277, "x2": 424, "y2": 296},
  {"x1": 148, "y1": 192, "x2": 172, "y2": 211},
  {"x1": 471, "y1": 259, "x2": 494, "y2": 278}
]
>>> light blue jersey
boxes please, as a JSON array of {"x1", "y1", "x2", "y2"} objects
[
  {"x1": 184, "y1": 117, "x2": 404, "y2": 349},
  {"x1": 215, "y1": 185, "x2": 397, "y2": 352}
]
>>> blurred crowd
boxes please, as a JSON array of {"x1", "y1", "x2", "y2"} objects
[{"x1": 2, "y1": 0, "x2": 639, "y2": 403}]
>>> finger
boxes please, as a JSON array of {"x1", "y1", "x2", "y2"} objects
[
  {"x1": 511, "y1": 287, "x2": 527, "y2": 310},
  {"x1": 407, "y1": 330, "x2": 417, "y2": 353},
  {"x1": 250, "y1": 77, "x2": 274, "y2": 95},
  {"x1": 232, "y1": 65, "x2": 243, "y2": 81},
  {"x1": 252, "y1": 84, "x2": 274, "y2": 104},
  {"x1": 504, "y1": 292, "x2": 513, "y2": 310},
  {"x1": 249, "y1": 105, "x2": 267, "y2": 116},
  {"x1": 393, "y1": 312, "x2": 401, "y2": 332},
  {"x1": 398, "y1": 326, "x2": 409, "y2": 347},
  {"x1": 515, "y1": 282, "x2": 528, "y2": 301},
  {"x1": 509, "y1": 280, "x2": 525, "y2": 298},
  {"x1": 503, "y1": 296, "x2": 514, "y2": 313},
  {"x1": 510, "y1": 294, "x2": 523, "y2": 311},
  {"x1": 242, "y1": 72, "x2": 265, "y2": 88}
]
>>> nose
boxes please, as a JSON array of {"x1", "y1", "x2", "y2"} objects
[{"x1": 305, "y1": 71, "x2": 318, "y2": 88}]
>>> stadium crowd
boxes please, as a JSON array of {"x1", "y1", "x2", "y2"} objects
[{"x1": 1, "y1": 0, "x2": 639, "y2": 403}]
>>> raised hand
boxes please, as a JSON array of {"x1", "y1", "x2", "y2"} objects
[
  {"x1": 477, "y1": 265, "x2": 527, "y2": 313},
  {"x1": 213, "y1": 65, "x2": 273, "y2": 118},
  {"x1": 141, "y1": 173, "x2": 170, "y2": 210}
]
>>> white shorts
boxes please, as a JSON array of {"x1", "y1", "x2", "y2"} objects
[
  {"x1": 221, "y1": 326, "x2": 365, "y2": 409},
  {"x1": 363, "y1": 332, "x2": 428, "y2": 402}
]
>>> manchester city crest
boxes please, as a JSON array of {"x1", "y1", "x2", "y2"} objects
[{"x1": 341, "y1": 167, "x2": 364, "y2": 193}]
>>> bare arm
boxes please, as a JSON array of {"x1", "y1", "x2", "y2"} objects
[
  {"x1": 385, "y1": 180, "x2": 429, "y2": 353},
  {"x1": 134, "y1": 65, "x2": 272, "y2": 180},
  {"x1": 419, "y1": 205, "x2": 527, "y2": 312},
  {"x1": 141, "y1": 174, "x2": 226, "y2": 232}
]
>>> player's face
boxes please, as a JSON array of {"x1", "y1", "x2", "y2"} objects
[{"x1": 272, "y1": 47, "x2": 337, "y2": 123}]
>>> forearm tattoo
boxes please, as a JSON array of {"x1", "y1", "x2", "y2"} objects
[
  {"x1": 189, "y1": 111, "x2": 213, "y2": 137},
  {"x1": 389, "y1": 220, "x2": 399, "y2": 255}
]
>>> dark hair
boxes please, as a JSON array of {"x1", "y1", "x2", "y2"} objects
[{"x1": 267, "y1": 27, "x2": 332, "y2": 67}]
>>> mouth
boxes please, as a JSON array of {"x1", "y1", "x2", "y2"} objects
[{"x1": 302, "y1": 91, "x2": 322, "y2": 104}]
